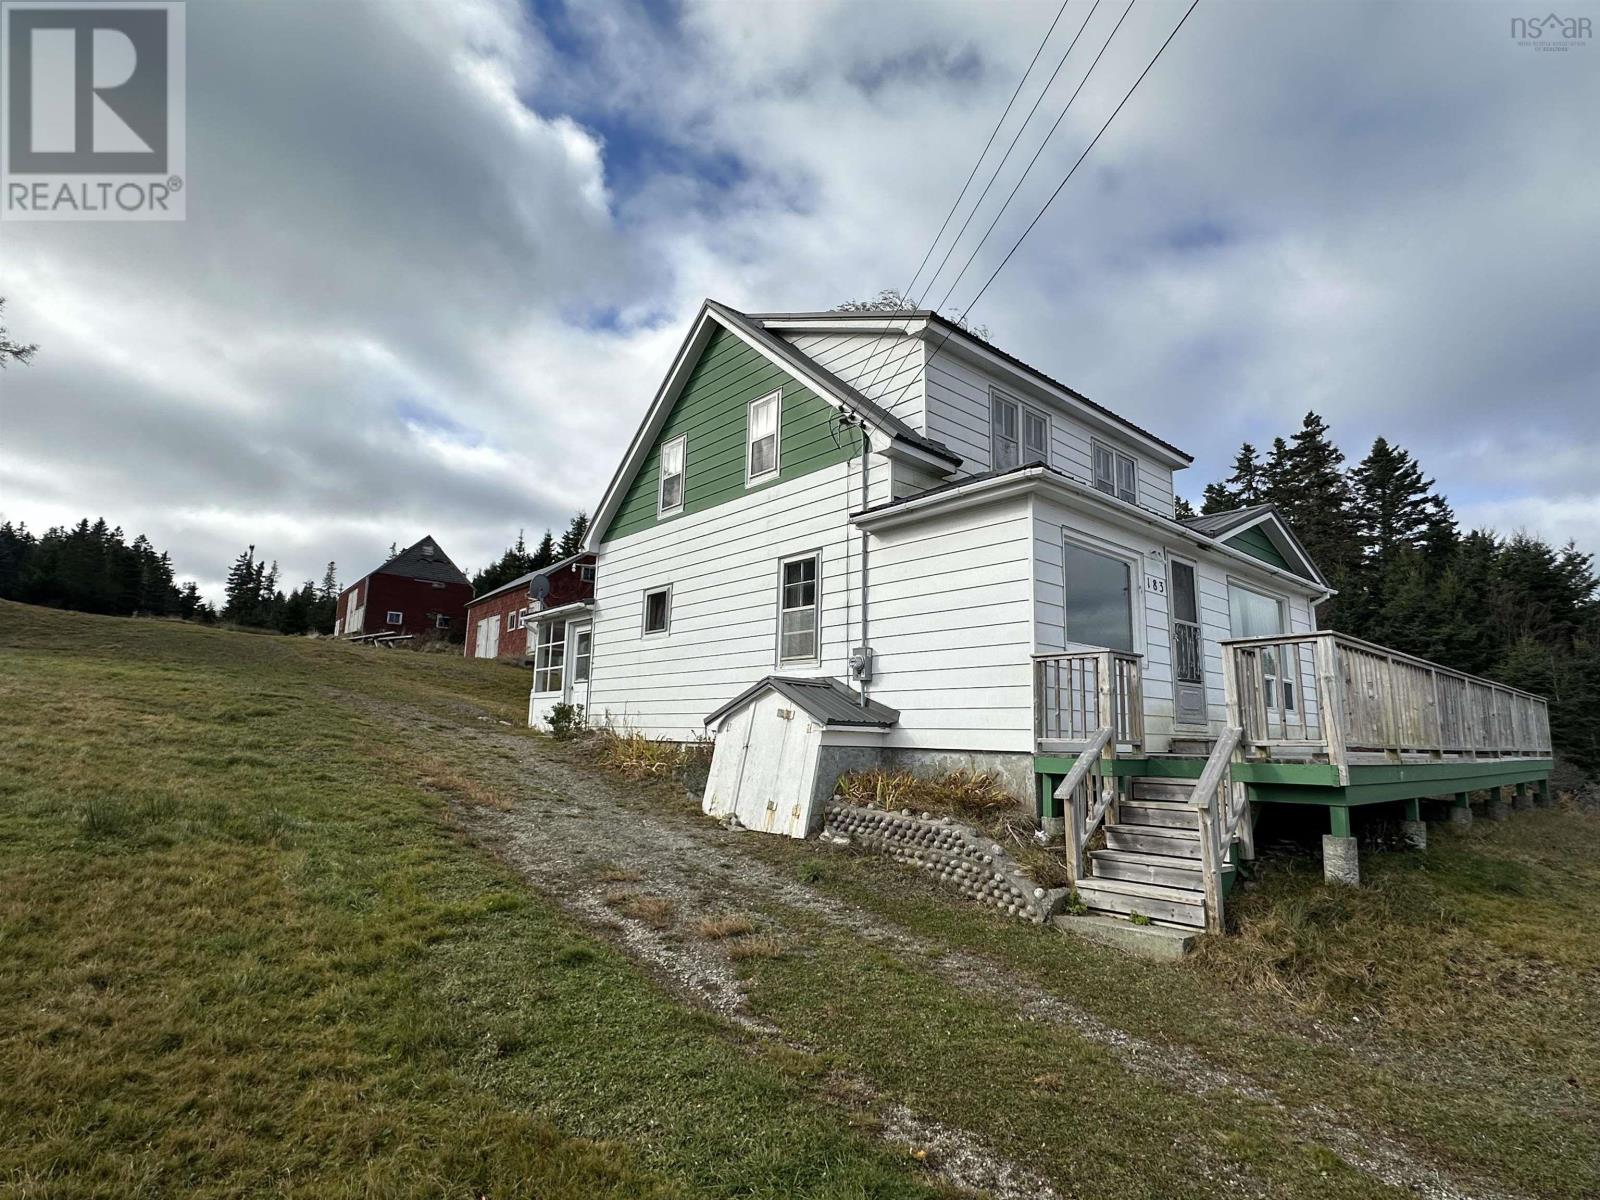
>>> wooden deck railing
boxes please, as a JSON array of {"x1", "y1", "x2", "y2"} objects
[
  {"x1": 1223, "y1": 631, "x2": 1551, "y2": 783},
  {"x1": 1033, "y1": 650, "x2": 1144, "y2": 749}
]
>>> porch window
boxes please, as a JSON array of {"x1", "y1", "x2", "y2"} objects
[
  {"x1": 658, "y1": 435, "x2": 686, "y2": 517},
  {"x1": 572, "y1": 627, "x2": 592, "y2": 685},
  {"x1": 1062, "y1": 542, "x2": 1134, "y2": 653},
  {"x1": 643, "y1": 585, "x2": 671, "y2": 636},
  {"x1": 534, "y1": 620, "x2": 566, "y2": 693},
  {"x1": 991, "y1": 392, "x2": 1049, "y2": 470},
  {"x1": 1092, "y1": 440, "x2": 1138, "y2": 504},
  {"x1": 747, "y1": 391, "x2": 780, "y2": 483},
  {"x1": 1228, "y1": 582, "x2": 1294, "y2": 710},
  {"x1": 778, "y1": 553, "x2": 820, "y2": 664}
]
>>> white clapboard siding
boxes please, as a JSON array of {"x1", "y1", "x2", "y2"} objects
[
  {"x1": 867, "y1": 495, "x2": 1037, "y2": 754},
  {"x1": 783, "y1": 332, "x2": 926, "y2": 428},
  {"x1": 923, "y1": 350, "x2": 1177, "y2": 516}
]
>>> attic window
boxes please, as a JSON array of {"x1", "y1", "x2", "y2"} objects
[
  {"x1": 658, "y1": 435, "x2": 686, "y2": 517},
  {"x1": 747, "y1": 391, "x2": 780, "y2": 484},
  {"x1": 421, "y1": 543, "x2": 435, "y2": 558}
]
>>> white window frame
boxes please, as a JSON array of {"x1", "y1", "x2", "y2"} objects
[
  {"x1": 571, "y1": 624, "x2": 592, "y2": 686},
  {"x1": 642, "y1": 585, "x2": 672, "y2": 637},
  {"x1": 1227, "y1": 579, "x2": 1295, "y2": 712},
  {"x1": 775, "y1": 550, "x2": 822, "y2": 667},
  {"x1": 435, "y1": 614, "x2": 450, "y2": 630},
  {"x1": 991, "y1": 390, "x2": 1050, "y2": 471},
  {"x1": 657, "y1": 434, "x2": 686, "y2": 518},
  {"x1": 1059, "y1": 533, "x2": 1141, "y2": 657},
  {"x1": 385, "y1": 610, "x2": 403, "y2": 625},
  {"x1": 745, "y1": 390, "x2": 781, "y2": 486},
  {"x1": 1091, "y1": 439, "x2": 1138, "y2": 504},
  {"x1": 580, "y1": 564, "x2": 596, "y2": 583},
  {"x1": 533, "y1": 619, "x2": 566, "y2": 694}
]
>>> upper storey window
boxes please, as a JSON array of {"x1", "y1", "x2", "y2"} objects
[
  {"x1": 1092, "y1": 439, "x2": 1138, "y2": 504},
  {"x1": 658, "y1": 435, "x2": 686, "y2": 517},
  {"x1": 747, "y1": 391, "x2": 780, "y2": 484},
  {"x1": 991, "y1": 391, "x2": 1049, "y2": 471}
]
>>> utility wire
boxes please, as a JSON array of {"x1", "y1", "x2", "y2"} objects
[{"x1": 876, "y1": 0, "x2": 1202, "y2": 421}]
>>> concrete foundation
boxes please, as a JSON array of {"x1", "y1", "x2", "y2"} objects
[
  {"x1": 881, "y1": 747, "x2": 1036, "y2": 806},
  {"x1": 1039, "y1": 815, "x2": 1066, "y2": 839},
  {"x1": 1449, "y1": 804, "x2": 1473, "y2": 830},
  {"x1": 1402, "y1": 820, "x2": 1427, "y2": 851},
  {"x1": 1487, "y1": 794, "x2": 1512, "y2": 822},
  {"x1": 1322, "y1": 835, "x2": 1360, "y2": 886},
  {"x1": 1513, "y1": 786, "x2": 1536, "y2": 813}
]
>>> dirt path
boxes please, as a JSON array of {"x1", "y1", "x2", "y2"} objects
[{"x1": 396, "y1": 702, "x2": 1523, "y2": 1200}]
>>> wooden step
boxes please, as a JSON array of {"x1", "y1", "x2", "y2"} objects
[
  {"x1": 1073, "y1": 877, "x2": 1207, "y2": 928},
  {"x1": 1117, "y1": 802, "x2": 1198, "y2": 830},
  {"x1": 1088, "y1": 848, "x2": 1221, "y2": 890},
  {"x1": 1130, "y1": 778, "x2": 1197, "y2": 802},
  {"x1": 1103, "y1": 825, "x2": 1201, "y2": 859}
]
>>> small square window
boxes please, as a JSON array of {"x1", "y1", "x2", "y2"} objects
[
  {"x1": 386, "y1": 610, "x2": 403, "y2": 625},
  {"x1": 747, "y1": 391, "x2": 780, "y2": 484},
  {"x1": 643, "y1": 586, "x2": 671, "y2": 635},
  {"x1": 435, "y1": 614, "x2": 450, "y2": 630},
  {"x1": 580, "y1": 564, "x2": 596, "y2": 582},
  {"x1": 658, "y1": 435, "x2": 686, "y2": 517}
]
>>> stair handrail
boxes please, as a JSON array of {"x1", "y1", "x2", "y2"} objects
[
  {"x1": 1187, "y1": 726, "x2": 1244, "y2": 935},
  {"x1": 1053, "y1": 724, "x2": 1115, "y2": 888}
]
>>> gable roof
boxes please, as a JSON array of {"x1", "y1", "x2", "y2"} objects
[
  {"x1": 586, "y1": 300, "x2": 963, "y2": 548},
  {"x1": 703, "y1": 676, "x2": 900, "y2": 730},
  {"x1": 373, "y1": 536, "x2": 469, "y2": 586},
  {"x1": 467, "y1": 568, "x2": 538, "y2": 607},
  {"x1": 1179, "y1": 504, "x2": 1325, "y2": 586},
  {"x1": 747, "y1": 307, "x2": 1192, "y2": 466}
]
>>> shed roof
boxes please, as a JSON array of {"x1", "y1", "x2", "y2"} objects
[{"x1": 703, "y1": 676, "x2": 900, "y2": 730}]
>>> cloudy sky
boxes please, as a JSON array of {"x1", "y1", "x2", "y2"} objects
[{"x1": 2, "y1": 0, "x2": 1596, "y2": 602}]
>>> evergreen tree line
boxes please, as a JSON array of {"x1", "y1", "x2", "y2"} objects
[
  {"x1": 471, "y1": 512, "x2": 590, "y2": 594},
  {"x1": 220, "y1": 546, "x2": 340, "y2": 635},
  {"x1": 0, "y1": 519, "x2": 214, "y2": 621},
  {"x1": 1190, "y1": 413, "x2": 1600, "y2": 765}
]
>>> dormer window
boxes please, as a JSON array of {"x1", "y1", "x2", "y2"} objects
[
  {"x1": 1093, "y1": 440, "x2": 1138, "y2": 504},
  {"x1": 991, "y1": 391, "x2": 1049, "y2": 471}
]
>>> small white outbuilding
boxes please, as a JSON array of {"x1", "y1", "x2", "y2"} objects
[{"x1": 701, "y1": 677, "x2": 899, "y2": 839}]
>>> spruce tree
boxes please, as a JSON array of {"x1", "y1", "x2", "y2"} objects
[
  {"x1": 531, "y1": 530, "x2": 556, "y2": 570},
  {"x1": 222, "y1": 546, "x2": 259, "y2": 622},
  {"x1": 556, "y1": 512, "x2": 590, "y2": 559}
]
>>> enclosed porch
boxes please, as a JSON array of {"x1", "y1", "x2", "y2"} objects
[{"x1": 1031, "y1": 633, "x2": 1554, "y2": 932}]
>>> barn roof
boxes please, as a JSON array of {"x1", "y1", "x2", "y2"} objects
[
  {"x1": 374, "y1": 536, "x2": 469, "y2": 586},
  {"x1": 704, "y1": 676, "x2": 900, "y2": 730}
]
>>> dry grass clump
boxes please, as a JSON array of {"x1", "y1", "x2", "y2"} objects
[
  {"x1": 593, "y1": 863, "x2": 644, "y2": 884},
  {"x1": 596, "y1": 729, "x2": 714, "y2": 782},
  {"x1": 726, "y1": 935, "x2": 783, "y2": 961},
  {"x1": 697, "y1": 915, "x2": 756, "y2": 940},
  {"x1": 835, "y1": 768, "x2": 1014, "y2": 820},
  {"x1": 603, "y1": 891, "x2": 676, "y2": 929},
  {"x1": 415, "y1": 755, "x2": 512, "y2": 810}
]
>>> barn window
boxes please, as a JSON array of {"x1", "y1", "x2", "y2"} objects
[
  {"x1": 747, "y1": 391, "x2": 780, "y2": 484},
  {"x1": 386, "y1": 610, "x2": 403, "y2": 625},
  {"x1": 580, "y1": 564, "x2": 596, "y2": 583},
  {"x1": 534, "y1": 621, "x2": 566, "y2": 693},
  {"x1": 435, "y1": 614, "x2": 450, "y2": 630},
  {"x1": 505, "y1": 611, "x2": 518, "y2": 632},
  {"x1": 642, "y1": 586, "x2": 671, "y2": 636},
  {"x1": 658, "y1": 435, "x2": 686, "y2": 517},
  {"x1": 777, "y1": 553, "x2": 820, "y2": 665}
]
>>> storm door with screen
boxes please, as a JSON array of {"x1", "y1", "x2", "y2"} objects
[{"x1": 1168, "y1": 558, "x2": 1208, "y2": 727}]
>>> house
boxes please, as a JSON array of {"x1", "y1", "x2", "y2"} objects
[
  {"x1": 523, "y1": 553, "x2": 598, "y2": 713},
  {"x1": 334, "y1": 536, "x2": 472, "y2": 640},
  {"x1": 467, "y1": 552, "x2": 596, "y2": 662},
  {"x1": 559, "y1": 299, "x2": 1553, "y2": 931}
]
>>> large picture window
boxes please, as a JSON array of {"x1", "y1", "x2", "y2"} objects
[
  {"x1": 1228, "y1": 582, "x2": 1294, "y2": 711},
  {"x1": 534, "y1": 619, "x2": 566, "y2": 693},
  {"x1": 658, "y1": 435, "x2": 686, "y2": 517},
  {"x1": 1062, "y1": 542, "x2": 1134, "y2": 653},
  {"x1": 747, "y1": 391, "x2": 780, "y2": 483},
  {"x1": 777, "y1": 553, "x2": 820, "y2": 664}
]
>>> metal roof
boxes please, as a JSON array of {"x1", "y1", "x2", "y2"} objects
[
  {"x1": 373, "y1": 536, "x2": 469, "y2": 586},
  {"x1": 703, "y1": 676, "x2": 900, "y2": 730},
  {"x1": 745, "y1": 307, "x2": 1192, "y2": 464},
  {"x1": 1179, "y1": 503, "x2": 1277, "y2": 538}
]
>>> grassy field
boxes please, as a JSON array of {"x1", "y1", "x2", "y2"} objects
[{"x1": 3, "y1": 601, "x2": 1596, "y2": 1199}]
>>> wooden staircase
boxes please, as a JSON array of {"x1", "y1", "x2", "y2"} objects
[{"x1": 1073, "y1": 778, "x2": 1238, "y2": 929}]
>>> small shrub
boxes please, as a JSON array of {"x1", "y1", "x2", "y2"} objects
[
  {"x1": 697, "y1": 915, "x2": 756, "y2": 940},
  {"x1": 546, "y1": 702, "x2": 586, "y2": 740},
  {"x1": 796, "y1": 859, "x2": 831, "y2": 885}
]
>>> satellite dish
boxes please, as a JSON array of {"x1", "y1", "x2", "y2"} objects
[{"x1": 530, "y1": 575, "x2": 551, "y2": 601}]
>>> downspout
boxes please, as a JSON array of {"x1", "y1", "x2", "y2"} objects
[{"x1": 859, "y1": 425, "x2": 870, "y2": 709}]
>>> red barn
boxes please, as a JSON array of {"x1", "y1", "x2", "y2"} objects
[
  {"x1": 334, "y1": 536, "x2": 472, "y2": 640},
  {"x1": 464, "y1": 552, "x2": 596, "y2": 660}
]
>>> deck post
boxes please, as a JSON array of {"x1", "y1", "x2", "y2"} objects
[
  {"x1": 1536, "y1": 777, "x2": 1553, "y2": 807},
  {"x1": 1513, "y1": 781, "x2": 1534, "y2": 813},
  {"x1": 1323, "y1": 806, "x2": 1359, "y2": 886},
  {"x1": 1486, "y1": 785, "x2": 1511, "y2": 822},
  {"x1": 1038, "y1": 772, "x2": 1065, "y2": 839},
  {"x1": 1401, "y1": 797, "x2": 1427, "y2": 850},
  {"x1": 1449, "y1": 792, "x2": 1473, "y2": 829}
]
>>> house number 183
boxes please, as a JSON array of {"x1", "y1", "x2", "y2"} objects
[{"x1": 1144, "y1": 574, "x2": 1166, "y2": 596}]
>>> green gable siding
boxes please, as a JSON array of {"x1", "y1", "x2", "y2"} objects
[
  {"x1": 603, "y1": 326, "x2": 862, "y2": 543},
  {"x1": 1224, "y1": 525, "x2": 1294, "y2": 573}
]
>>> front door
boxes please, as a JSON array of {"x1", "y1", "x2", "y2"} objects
[
  {"x1": 564, "y1": 621, "x2": 592, "y2": 711},
  {"x1": 1169, "y1": 558, "x2": 1208, "y2": 727}
]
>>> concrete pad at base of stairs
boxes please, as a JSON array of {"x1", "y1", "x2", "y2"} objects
[{"x1": 1052, "y1": 913, "x2": 1199, "y2": 960}]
